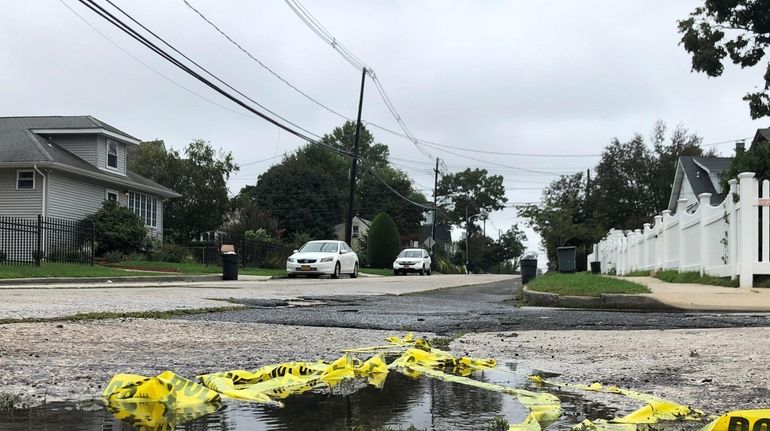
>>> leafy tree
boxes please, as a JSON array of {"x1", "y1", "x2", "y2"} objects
[
  {"x1": 251, "y1": 156, "x2": 344, "y2": 239},
  {"x1": 367, "y1": 212, "x2": 401, "y2": 268},
  {"x1": 224, "y1": 191, "x2": 281, "y2": 242},
  {"x1": 520, "y1": 172, "x2": 603, "y2": 270},
  {"x1": 722, "y1": 137, "x2": 770, "y2": 187},
  {"x1": 84, "y1": 201, "x2": 147, "y2": 256},
  {"x1": 678, "y1": 1, "x2": 770, "y2": 118},
  {"x1": 497, "y1": 224, "x2": 527, "y2": 263},
  {"x1": 130, "y1": 139, "x2": 238, "y2": 243},
  {"x1": 436, "y1": 168, "x2": 507, "y2": 227}
]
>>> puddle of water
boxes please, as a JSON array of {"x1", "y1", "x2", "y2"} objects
[{"x1": 0, "y1": 362, "x2": 703, "y2": 431}]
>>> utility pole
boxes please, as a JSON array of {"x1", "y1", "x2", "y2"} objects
[
  {"x1": 431, "y1": 157, "x2": 439, "y2": 259},
  {"x1": 465, "y1": 206, "x2": 469, "y2": 273},
  {"x1": 345, "y1": 67, "x2": 367, "y2": 246}
]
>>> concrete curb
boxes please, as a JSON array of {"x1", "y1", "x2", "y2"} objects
[
  {"x1": 0, "y1": 274, "x2": 224, "y2": 286},
  {"x1": 522, "y1": 286, "x2": 680, "y2": 311}
]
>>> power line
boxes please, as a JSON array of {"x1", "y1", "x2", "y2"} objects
[{"x1": 282, "y1": 0, "x2": 433, "y2": 160}]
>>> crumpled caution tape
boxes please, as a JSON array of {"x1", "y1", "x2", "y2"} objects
[
  {"x1": 344, "y1": 331, "x2": 432, "y2": 354},
  {"x1": 105, "y1": 401, "x2": 219, "y2": 431},
  {"x1": 103, "y1": 371, "x2": 221, "y2": 406},
  {"x1": 530, "y1": 376, "x2": 704, "y2": 430},
  {"x1": 699, "y1": 409, "x2": 770, "y2": 431}
]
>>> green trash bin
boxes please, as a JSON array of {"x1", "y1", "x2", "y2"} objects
[
  {"x1": 557, "y1": 246, "x2": 576, "y2": 273},
  {"x1": 222, "y1": 253, "x2": 239, "y2": 280}
]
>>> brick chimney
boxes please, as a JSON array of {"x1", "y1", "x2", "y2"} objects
[{"x1": 735, "y1": 140, "x2": 746, "y2": 156}]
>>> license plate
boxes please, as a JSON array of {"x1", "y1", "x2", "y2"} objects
[{"x1": 301, "y1": 265, "x2": 311, "y2": 271}]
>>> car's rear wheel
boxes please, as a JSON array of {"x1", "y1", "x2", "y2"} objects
[
  {"x1": 331, "y1": 262, "x2": 341, "y2": 279},
  {"x1": 419, "y1": 265, "x2": 425, "y2": 276},
  {"x1": 393, "y1": 269, "x2": 399, "y2": 276},
  {"x1": 427, "y1": 267, "x2": 432, "y2": 276},
  {"x1": 350, "y1": 263, "x2": 359, "y2": 278}
]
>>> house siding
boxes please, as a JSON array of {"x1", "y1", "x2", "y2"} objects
[
  {"x1": 97, "y1": 135, "x2": 127, "y2": 176},
  {"x1": 47, "y1": 171, "x2": 107, "y2": 221},
  {"x1": 50, "y1": 135, "x2": 99, "y2": 166},
  {"x1": 0, "y1": 168, "x2": 43, "y2": 218}
]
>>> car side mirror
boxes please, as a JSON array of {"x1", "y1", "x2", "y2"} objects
[
  {"x1": 293, "y1": 249, "x2": 298, "y2": 253},
  {"x1": 339, "y1": 250, "x2": 345, "y2": 254}
]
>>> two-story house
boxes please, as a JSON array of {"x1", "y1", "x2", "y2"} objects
[{"x1": 0, "y1": 116, "x2": 179, "y2": 240}]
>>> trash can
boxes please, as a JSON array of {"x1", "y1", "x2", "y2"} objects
[
  {"x1": 557, "y1": 246, "x2": 576, "y2": 273},
  {"x1": 221, "y1": 244, "x2": 239, "y2": 281},
  {"x1": 590, "y1": 261, "x2": 601, "y2": 274},
  {"x1": 520, "y1": 253, "x2": 538, "y2": 284},
  {"x1": 222, "y1": 253, "x2": 239, "y2": 280}
]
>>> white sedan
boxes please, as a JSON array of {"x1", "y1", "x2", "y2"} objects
[
  {"x1": 286, "y1": 240, "x2": 359, "y2": 279},
  {"x1": 393, "y1": 248, "x2": 432, "y2": 276}
]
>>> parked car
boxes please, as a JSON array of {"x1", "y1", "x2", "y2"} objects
[
  {"x1": 286, "y1": 240, "x2": 359, "y2": 279},
  {"x1": 393, "y1": 248, "x2": 432, "y2": 276}
]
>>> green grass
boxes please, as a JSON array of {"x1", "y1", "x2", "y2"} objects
[
  {"x1": 0, "y1": 306, "x2": 242, "y2": 325},
  {"x1": 0, "y1": 263, "x2": 159, "y2": 279},
  {"x1": 624, "y1": 270, "x2": 651, "y2": 277},
  {"x1": 105, "y1": 260, "x2": 287, "y2": 277},
  {"x1": 655, "y1": 270, "x2": 738, "y2": 287},
  {"x1": 526, "y1": 272, "x2": 650, "y2": 297},
  {"x1": 360, "y1": 268, "x2": 395, "y2": 276}
]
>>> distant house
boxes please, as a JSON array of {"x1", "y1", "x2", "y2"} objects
[
  {"x1": 333, "y1": 216, "x2": 371, "y2": 250},
  {"x1": 667, "y1": 156, "x2": 733, "y2": 213},
  {"x1": 420, "y1": 223, "x2": 453, "y2": 254},
  {"x1": 0, "y1": 116, "x2": 180, "y2": 240}
]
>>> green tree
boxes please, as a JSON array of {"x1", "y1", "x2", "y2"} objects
[
  {"x1": 84, "y1": 201, "x2": 147, "y2": 256},
  {"x1": 722, "y1": 137, "x2": 770, "y2": 188},
  {"x1": 130, "y1": 139, "x2": 238, "y2": 243},
  {"x1": 367, "y1": 212, "x2": 402, "y2": 268},
  {"x1": 436, "y1": 168, "x2": 507, "y2": 227},
  {"x1": 251, "y1": 155, "x2": 344, "y2": 239},
  {"x1": 497, "y1": 224, "x2": 527, "y2": 262},
  {"x1": 678, "y1": 1, "x2": 770, "y2": 118}
]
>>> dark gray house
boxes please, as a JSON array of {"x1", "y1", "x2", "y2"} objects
[
  {"x1": 0, "y1": 116, "x2": 179, "y2": 240},
  {"x1": 667, "y1": 156, "x2": 733, "y2": 213}
]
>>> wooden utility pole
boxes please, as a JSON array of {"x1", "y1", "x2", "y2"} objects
[{"x1": 345, "y1": 67, "x2": 367, "y2": 245}]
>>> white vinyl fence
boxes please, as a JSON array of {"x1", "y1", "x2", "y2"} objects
[{"x1": 589, "y1": 172, "x2": 770, "y2": 287}]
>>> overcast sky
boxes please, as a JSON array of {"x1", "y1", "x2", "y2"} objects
[{"x1": 1, "y1": 0, "x2": 767, "y2": 258}]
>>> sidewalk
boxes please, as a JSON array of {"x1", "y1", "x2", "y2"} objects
[
  {"x1": 524, "y1": 276, "x2": 770, "y2": 312},
  {"x1": 631, "y1": 276, "x2": 770, "y2": 312}
]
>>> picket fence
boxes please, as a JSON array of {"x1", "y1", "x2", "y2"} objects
[{"x1": 588, "y1": 172, "x2": 770, "y2": 287}]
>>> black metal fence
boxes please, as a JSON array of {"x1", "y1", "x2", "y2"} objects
[
  {"x1": 185, "y1": 238, "x2": 293, "y2": 269},
  {"x1": 0, "y1": 215, "x2": 94, "y2": 266}
]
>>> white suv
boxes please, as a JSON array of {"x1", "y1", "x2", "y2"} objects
[{"x1": 393, "y1": 248, "x2": 432, "y2": 276}]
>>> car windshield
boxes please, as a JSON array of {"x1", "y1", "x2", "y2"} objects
[
  {"x1": 299, "y1": 242, "x2": 338, "y2": 253},
  {"x1": 399, "y1": 250, "x2": 422, "y2": 258}
]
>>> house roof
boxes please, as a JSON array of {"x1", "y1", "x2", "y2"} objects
[
  {"x1": 0, "y1": 116, "x2": 179, "y2": 198},
  {"x1": 668, "y1": 156, "x2": 732, "y2": 210},
  {"x1": 0, "y1": 116, "x2": 139, "y2": 141},
  {"x1": 752, "y1": 127, "x2": 770, "y2": 145}
]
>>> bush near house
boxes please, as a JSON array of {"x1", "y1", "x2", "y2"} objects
[
  {"x1": 83, "y1": 201, "x2": 147, "y2": 256},
  {"x1": 367, "y1": 212, "x2": 401, "y2": 268}
]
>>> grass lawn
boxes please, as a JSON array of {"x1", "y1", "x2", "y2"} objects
[
  {"x1": 103, "y1": 260, "x2": 287, "y2": 277},
  {"x1": 0, "y1": 263, "x2": 159, "y2": 279},
  {"x1": 360, "y1": 268, "x2": 394, "y2": 276},
  {"x1": 654, "y1": 270, "x2": 738, "y2": 287},
  {"x1": 526, "y1": 272, "x2": 650, "y2": 297},
  {"x1": 624, "y1": 270, "x2": 651, "y2": 277}
]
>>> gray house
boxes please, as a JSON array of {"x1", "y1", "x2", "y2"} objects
[
  {"x1": 0, "y1": 116, "x2": 179, "y2": 240},
  {"x1": 667, "y1": 156, "x2": 733, "y2": 213}
]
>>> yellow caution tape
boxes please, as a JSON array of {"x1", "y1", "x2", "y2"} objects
[
  {"x1": 101, "y1": 334, "x2": 764, "y2": 431},
  {"x1": 699, "y1": 409, "x2": 770, "y2": 431}
]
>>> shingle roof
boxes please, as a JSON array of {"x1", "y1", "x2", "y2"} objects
[
  {"x1": 679, "y1": 156, "x2": 727, "y2": 206},
  {"x1": 0, "y1": 116, "x2": 139, "y2": 141},
  {"x1": 752, "y1": 128, "x2": 770, "y2": 145},
  {"x1": 0, "y1": 116, "x2": 177, "y2": 197}
]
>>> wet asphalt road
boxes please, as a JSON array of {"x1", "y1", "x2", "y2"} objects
[{"x1": 177, "y1": 278, "x2": 770, "y2": 335}]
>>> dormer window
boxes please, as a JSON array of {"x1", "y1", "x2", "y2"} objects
[{"x1": 107, "y1": 140, "x2": 118, "y2": 169}]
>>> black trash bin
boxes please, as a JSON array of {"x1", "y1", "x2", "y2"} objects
[
  {"x1": 222, "y1": 253, "x2": 239, "y2": 280},
  {"x1": 520, "y1": 256, "x2": 538, "y2": 284},
  {"x1": 557, "y1": 246, "x2": 577, "y2": 273},
  {"x1": 590, "y1": 261, "x2": 601, "y2": 274}
]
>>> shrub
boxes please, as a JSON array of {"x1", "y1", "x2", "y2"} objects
[
  {"x1": 367, "y1": 212, "x2": 401, "y2": 269},
  {"x1": 124, "y1": 252, "x2": 147, "y2": 262},
  {"x1": 244, "y1": 228, "x2": 272, "y2": 242},
  {"x1": 83, "y1": 201, "x2": 147, "y2": 256},
  {"x1": 288, "y1": 231, "x2": 313, "y2": 251},
  {"x1": 149, "y1": 243, "x2": 190, "y2": 263},
  {"x1": 103, "y1": 250, "x2": 124, "y2": 263}
]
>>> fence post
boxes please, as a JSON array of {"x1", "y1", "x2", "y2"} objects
[
  {"x1": 90, "y1": 220, "x2": 95, "y2": 266},
  {"x1": 676, "y1": 199, "x2": 687, "y2": 272},
  {"x1": 738, "y1": 172, "x2": 756, "y2": 288},
  {"x1": 698, "y1": 193, "x2": 711, "y2": 276},
  {"x1": 36, "y1": 214, "x2": 42, "y2": 267},
  {"x1": 642, "y1": 223, "x2": 651, "y2": 270},
  {"x1": 728, "y1": 179, "x2": 739, "y2": 280}
]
